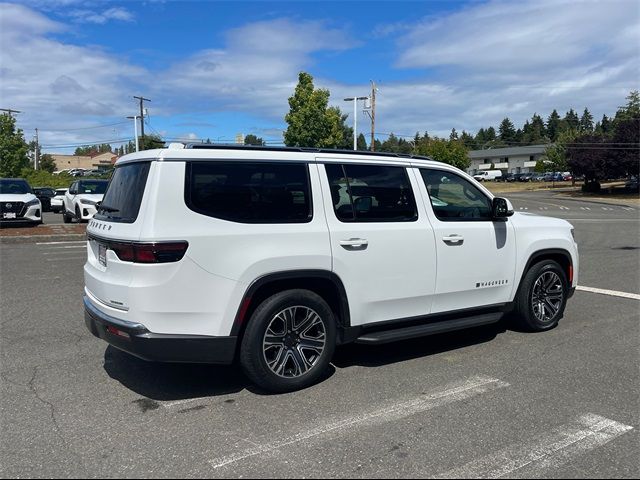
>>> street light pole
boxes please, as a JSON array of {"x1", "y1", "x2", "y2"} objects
[
  {"x1": 126, "y1": 116, "x2": 139, "y2": 152},
  {"x1": 344, "y1": 96, "x2": 369, "y2": 151}
]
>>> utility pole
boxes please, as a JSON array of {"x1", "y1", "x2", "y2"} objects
[
  {"x1": 370, "y1": 81, "x2": 376, "y2": 151},
  {"x1": 34, "y1": 128, "x2": 39, "y2": 170},
  {"x1": 133, "y1": 96, "x2": 150, "y2": 147},
  {"x1": 0, "y1": 108, "x2": 21, "y2": 118},
  {"x1": 344, "y1": 96, "x2": 368, "y2": 151}
]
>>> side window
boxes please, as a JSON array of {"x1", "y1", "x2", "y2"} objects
[
  {"x1": 325, "y1": 164, "x2": 417, "y2": 222},
  {"x1": 420, "y1": 169, "x2": 492, "y2": 221},
  {"x1": 185, "y1": 162, "x2": 312, "y2": 223}
]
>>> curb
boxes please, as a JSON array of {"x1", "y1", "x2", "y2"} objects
[{"x1": 0, "y1": 234, "x2": 86, "y2": 244}]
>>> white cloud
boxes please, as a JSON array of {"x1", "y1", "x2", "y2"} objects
[{"x1": 69, "y1": 7, "x2": 134, "y2": 24}]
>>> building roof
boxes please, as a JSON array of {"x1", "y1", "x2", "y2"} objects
[{"x1": 469, "y1": 144, "x2": 549, "y2": 159}]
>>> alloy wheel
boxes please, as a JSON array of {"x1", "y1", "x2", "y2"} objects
[
  {"x1": 262, "y1": 306, "x2": 326, "y2": 378},
  {"x1": 531, "y1": 271, "x2": 564, "y2": 323}
]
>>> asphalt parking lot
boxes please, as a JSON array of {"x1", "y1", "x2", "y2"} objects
[{"x1": 1, "y1": 192, "x2": 638, "y2": 478}]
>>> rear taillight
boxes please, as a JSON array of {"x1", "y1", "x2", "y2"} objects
[{"x1": 91, "y1": 235, "x2": 188, "y2": 264}]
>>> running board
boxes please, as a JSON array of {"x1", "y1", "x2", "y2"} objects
[{"x1": 354, "y1": 312, "x2": 503, "y2": 345}]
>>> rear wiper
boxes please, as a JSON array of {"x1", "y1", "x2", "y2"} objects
[{"x1": 98, "y1": 204, "x2": 119, "y2": 213}]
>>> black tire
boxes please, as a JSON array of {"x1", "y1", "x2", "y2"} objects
[
  {"x1": 75, "y1": 206, "x2": 83, "y2": 223},
  {"x1": 62, "y1": 209, "x2": 71, "y2": 223},
  {"x1": 514, "y1": 260, "x2": 568, "y2": 331},
  {"x1": 240, "y1": 289, "x2": 336, "y2": 393}
]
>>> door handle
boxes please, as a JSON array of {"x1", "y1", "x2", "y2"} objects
[
  {"x1": 442, "y1": 234, "x2": 464, "y2": 245},
  {"x1": 340, "y1": 238, "x2": 369, "y2": 250}
]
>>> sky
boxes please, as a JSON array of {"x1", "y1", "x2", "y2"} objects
[{"x1": 1, "y1": 0, "x2": 639, "y2": 153}]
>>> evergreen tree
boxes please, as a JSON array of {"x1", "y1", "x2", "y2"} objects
[
  {"x1": 546, "y1": 109, "x2": 561, "y2": 142},
  {"x1": 498, "y1": 118, "x2": 516, "y2": 143},
  {"x1": 357, "y1": 133, "x2": 368, "y2": 151},
  {"x1": 449, "y1": 128, "x2": 458, "y2": 141},
  {"x1": 530, "y1": 114, "x2": 546, "y2": 143},
  {"x1": 460, "y1": 130, "x2": 476, "y2": 149},
  {"x1": 564, "y1": 108, "x2": 580, "y2": 130},
  {"x1": 485, "y1": 126, "x2": 497, "y2": 141},
  {"x1": 580, "y1": 108, "x2": 594, "y2": 132},
  {"x1": 601, "y1": 114, "x2": 612, "y2": 135},
  {"x1": 39, "y1": 153, "x2": 56, "y2": 173},
  {"x1": 244, "y1": 134, "x2": 265, "y2": 146}
]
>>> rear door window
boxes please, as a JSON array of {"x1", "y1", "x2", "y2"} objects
[
  {"x1": 324, "y1": 164, "x2": 417, "y2": 222},
  {"x1": 94, "y1": 162, "x2": 151, "y2": 223},
  {"x1": 185, "y1": 162, "x2": 312, "y2": 223}
]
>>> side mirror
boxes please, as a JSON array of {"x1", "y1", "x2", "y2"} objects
[{"x1": 492, "y1": 197, "x2": 514, "y2": 218}]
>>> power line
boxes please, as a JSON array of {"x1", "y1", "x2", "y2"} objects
[
  {"x1": 43, "y1": 121, "x2": 129, "y2": 132},
  {"x1": 133, "y1": 95, "x2": 150, "y2": 144}
]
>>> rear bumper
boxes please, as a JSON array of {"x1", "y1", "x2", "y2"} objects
[{"x1": 83, "y1": 296, "x2": 237, "y2": 364}]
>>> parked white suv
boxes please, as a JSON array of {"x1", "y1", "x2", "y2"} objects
[
  {"x1": 63, "y1": 180, "x2": 108, "y2": 223},
  {"x1": 0, "y1": 178, "x2": 42, "y2": 226},
  {"x1": 84, "y1": 145, "x2": 578, "y2": 392}
]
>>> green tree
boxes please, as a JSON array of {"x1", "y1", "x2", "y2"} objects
[
  {"x1": 563, "y1": 108, "x2": 580, "y2": 131},
  {"x1": 39, "y1": 153, "x2": 56, "y2": 173},
  {"x1": 244, "y1": 134, "x2": 265, "y2": 146},
  {"x1": 544, "y1": 129, "x2": 576, "y2": 174},
  {"x1": 357, "y1": 133, "x2": 368, "y2": 151},
  {"x1": 415, "y1": 137, "x2": 469, "y2": 170},
  {"x1": 498, "y1": 117, "x2": 516, "y2": 143},
  {"x1": 449, "y1": 128, "x2": 458, "y2": 141},
  {"x1": 460, "y1": 130, "x2": 476, "y2": 149},
  {"x1": 546, "y1": 109, "x2": 561, "y2": 142},
  {"x1": 0, "y1": 113, "x2": 30, "y2": 177},
  {"x1": 600, "y1": 114, "x2": 613, "y2": 135},
  {"x1": 528, "y1": 113, "x2": 547, "y2": 143},
  {"x1": 139, "y1": 134, "x2": 164, "y2": 150},
  {"x1": 579, "y1": 108, "x2": 594, "y2": 132},
  {"x1": 284, "y1": 72, "x2": 332, "y2": 148}
]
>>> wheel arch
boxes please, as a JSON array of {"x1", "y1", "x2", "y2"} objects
[
  {"x1": 230, "y1": 270, "x2": 351, "y2": 339},
  {"x1": 515, "y1": 248, "x2": 573, "y2": 297}
]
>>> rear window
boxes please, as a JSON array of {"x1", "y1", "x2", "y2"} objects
[
  {"x1": 78, "y1": 180, "x2": 108, "y2": 194},
  {"x1": 185, "y1": 162, "x2": 312, "y2": 223},
  {"x1": 94, "y1": 162, "x2": 151, "y2": 223}
]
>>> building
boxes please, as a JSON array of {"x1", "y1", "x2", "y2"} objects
[
  {"x1": 51, "y1": 151, "x2": 118, "y2": 172},
  {"x1": 467, "y1": 144, "x2": 549, "y2": 176}
]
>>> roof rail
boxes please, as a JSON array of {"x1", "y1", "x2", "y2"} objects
[{"x1": 183, "y1": 143, "x2": 434, "y2": 162}]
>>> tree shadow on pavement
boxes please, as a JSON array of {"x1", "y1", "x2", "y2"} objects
[{"x1": 332, "y1": 321, "x2": 508, "y2": 369}]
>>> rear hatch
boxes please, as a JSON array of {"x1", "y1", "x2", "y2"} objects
[{"x1": 85, "y1": 161, "x2": 153, "y2": 312}]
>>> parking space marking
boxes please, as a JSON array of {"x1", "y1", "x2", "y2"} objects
[
  {"x1": 577, "y1": 286, "x2": 640, "y2": 301},
  {"x1": 434, "y1": 413, "x2": 633, "y2": 479},
  {"x1": 209, "y1": 376, "x2": 509, "y2": 470},
  {"x1": 36, "y1": 241, "x2": 85, "y2": 245},
  {"x1": 45, "y1": 245, "x2": 86, "y2": 249}
]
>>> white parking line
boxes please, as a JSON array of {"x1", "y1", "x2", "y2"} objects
[
  {"x1": 434, "y1": 413, "x2": 633, "y2": 479},
  {"x1": 209, "y1": 376, "x2": 509, "y2": 470},
  {"x1": 36, "y1": 241, "x2": 85, "y2": 245},
  {"x1": 162, "y1": 398, "x2": 204, "y2": 409},
  {"x1": 576, "y1": 286, "x2": 640, "y2": 301},
  {"x1": 46, "y1": 245, "x2": 86, "y2": 249}
]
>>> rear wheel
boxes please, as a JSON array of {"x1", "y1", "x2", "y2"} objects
[
  {"x1": 240, "y1": 289, "x2": 336, "y2": 393},
  {"x1": 514, "y1": 260, "x2": 568, "y2": 331}
]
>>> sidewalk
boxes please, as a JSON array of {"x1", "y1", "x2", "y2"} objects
[{"x1": 0, "y1": 223, "x2": 86, "y2": 244}]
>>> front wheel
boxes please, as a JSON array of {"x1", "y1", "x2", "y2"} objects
[
  {"x1": 514, "y1": 260, "x2": 568, "y2": 331},
  {"x1": 240, "y1": 289, "x2": 336, "y2": 393},
  {"x1": 62, "y1": 209, "x2": 72, "y2": 223}
]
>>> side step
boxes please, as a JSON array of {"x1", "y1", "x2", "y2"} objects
[{"x1": 354, "y1": 312, "x2": 503, "y2": 345}]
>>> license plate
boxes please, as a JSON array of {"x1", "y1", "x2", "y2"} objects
[
  {"x1": 3, "y1": 213, "x2": 16, "y2": 219},
  {"x1": 98, "y1": 243, "x2": 107, "y2": 267}
]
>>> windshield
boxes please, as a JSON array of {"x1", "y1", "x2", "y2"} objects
[
  {"x1": 78, "y1": 180, "x2": 108, "y2": 194},
  {"x1": 0, "y1": 179, "x2": 32, "y2": 195}
]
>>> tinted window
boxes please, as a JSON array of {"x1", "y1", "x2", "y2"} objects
[
  {"x1": 186, "y1": 162, "x2": 311, "y2": 223},
  {"x1": 78, "y1": 180, "x2": 108, "y2": 194},
  {"x1": 420, "y1": 169, "x2": 492, "y2": 221},
  {"x1": 0, "y1": 179, "x2": 31, "y2": 194},
  {"x1": 95, "y1": 162, "x2": 151, "y2": 223},
  {"x1": 325, "y1": 164, "x2": 417, "y2": 222}
]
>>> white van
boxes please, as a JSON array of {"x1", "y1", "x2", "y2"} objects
[
  {"x1": 473, "y1": 170, "x2": 503, "y2": 181},
  {"x1": 84, "y1": 145, "x2": 578, "y2": 392}
]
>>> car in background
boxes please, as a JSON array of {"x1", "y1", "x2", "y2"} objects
[
  {"x1": 33, "y1": 187, "x2": 56, "y2": 212},
  {"x1": 62, "y1": 179, "x2": 108, "y2": 223},
  {"x1": 531, "y1": 173, "x2": 546, "y2": 182},
  {"x1": 0, "y1": 178, "x2": 42, "y2": 226},
  {"x1": 519, "y1": 173, "x2": 534, "y2": 182},
  {"x1": 562, "y1": 173, "x2": 573, "y2": 181},
  {"x1": 50, "y1": 188, "x2": 68, "y2": 213},
  {"x1": 473, "y1": 170, "x2": 502, "y2": 181},
  {"x1": 624, "y1": 176, "x2": 639, "y2": 193}
]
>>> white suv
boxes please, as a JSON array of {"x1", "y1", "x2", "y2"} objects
[
  {"x1": 84, "y1": 145, "x2": 578, "y2": 392},
  {"x1": 63, "y1": 179, "x2": 108, "y2": 223},
  {"x1": 0, "y1": 178, "x2": 42, "y2": 226}
]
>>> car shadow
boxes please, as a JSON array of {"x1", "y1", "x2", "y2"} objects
[
  {"x1": 103, "y1": 346, "x2": 336, "y2": 400},
  {"x1": 332, "y1": 321, "x2": 508, "y2": 369},
  {"x1": 104, "y1": 321, "x2": 512, "y2": 400}
]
